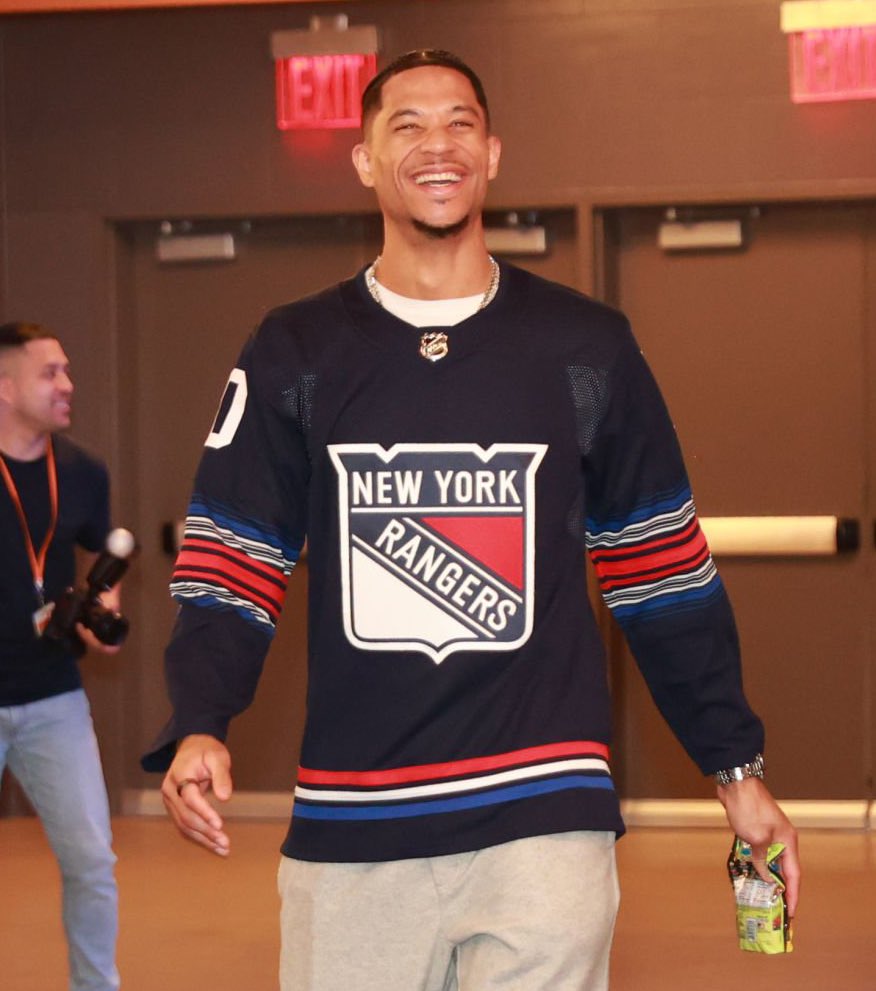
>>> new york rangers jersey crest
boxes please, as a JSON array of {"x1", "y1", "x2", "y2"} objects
[{"x1": 329, "y1": 443, "x2": 547, "y2": 663}]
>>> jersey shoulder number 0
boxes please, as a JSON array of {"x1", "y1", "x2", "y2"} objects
[{"x1": 205, "y1": 368, "x2": 248, "y2": 450}]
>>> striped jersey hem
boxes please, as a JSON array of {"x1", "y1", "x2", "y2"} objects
[{"x1": 292, "y1": 740, "x2": 613, "y2": 822}]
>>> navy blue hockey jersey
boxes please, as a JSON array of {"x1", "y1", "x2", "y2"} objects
[{"x1": 143, "y1": 263, "x2": 763, "y2": 863}]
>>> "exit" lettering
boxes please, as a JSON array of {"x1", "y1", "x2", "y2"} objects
[
  {"x1": 788, "y1": 26, "x2": 876, "y2": 103},
  {"x1": 275, "y1": 53, "x2": 378, "y2": 130}
]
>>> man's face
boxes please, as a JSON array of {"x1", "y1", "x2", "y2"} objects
[
  {"x1": 0, "y1": 338, "x2": 73, "y2": 436},
  {"x1": 352, "y1": 65, "x2": 501, "y2": 239}
]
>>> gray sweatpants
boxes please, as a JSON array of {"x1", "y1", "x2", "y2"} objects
[{"x1": 278, "y1": 830, "x2": 619, "y2": 991}]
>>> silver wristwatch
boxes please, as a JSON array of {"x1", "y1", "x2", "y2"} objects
[{"x1": 714, "y1": 753, "x2": 764, "y2": 786}]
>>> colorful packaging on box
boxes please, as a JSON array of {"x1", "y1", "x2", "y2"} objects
[{"x1": 727, "y1": 837, "x2": 793, "y2": 954}]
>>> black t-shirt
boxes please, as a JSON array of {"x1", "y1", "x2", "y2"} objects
[{"x1": 0, "y1": 435, "x2": 109, "y2": 705}]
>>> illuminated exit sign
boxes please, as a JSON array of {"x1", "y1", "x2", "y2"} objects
[
  {"x1": 781, "y1": 1, "x2": 876, "y2": 103},
  {"x1": 275, "y1": 54, "x2": 377, "y2": 129},
  {"x1": 271, "y1": 19, "x2": 379, "y2": 130}
]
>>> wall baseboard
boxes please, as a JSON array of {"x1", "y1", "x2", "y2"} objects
[
  {"x1": 123, "y1": 790, "x2": 872, "y2": 830},
  {"x1": 620, "y1": 799, "x2": 871, "y2": 830}
]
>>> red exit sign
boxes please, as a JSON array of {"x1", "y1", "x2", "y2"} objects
[
  {"x1": 789, "y1": 26, "x2": 876, "y2": 102},
  {"x1": 781, "y1": 1, "x2": 876, "y2": 103},
  {"x1": 275, "y1": 53, "x2": 377, "y2": 130}
]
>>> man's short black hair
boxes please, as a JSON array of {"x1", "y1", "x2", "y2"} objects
[
  {"x1": 360, "y1": 49, "x2": 490, "y2": 131},
  {"x1": 0, "y1": 322, "x2": 56, "y2": 354}
]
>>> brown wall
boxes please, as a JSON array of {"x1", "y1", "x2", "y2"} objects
[
  {"x1": 1, "y1": 0, "x2": 875, "y2": 805},
  {"x1": 3, "y1": 2, "x2": 876, "y2": 224}
]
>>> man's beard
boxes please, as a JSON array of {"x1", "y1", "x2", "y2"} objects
[{"x1": 412, "y1": 215, "x2": 470, "y2": 240}]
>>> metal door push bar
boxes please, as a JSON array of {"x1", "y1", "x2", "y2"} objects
[{"x1": 699, "y1": 516, "x2": 859, "y2": 556}]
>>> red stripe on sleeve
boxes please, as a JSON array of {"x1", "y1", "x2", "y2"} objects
[
  {"x1": 173, "y1": 564, "x2": 285, "y2": 619},
  {"x1": 588, "y1": 517, "x2": 701, "y2": 560},
  {"x1": 593, "y1": 530, "x2": 709, "y2": 581}
]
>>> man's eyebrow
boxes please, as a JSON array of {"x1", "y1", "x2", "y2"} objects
[
  {"x1": 386, "y1": 108, "x2": 422, "y2": 124},
  {"x1": 386, "y1": 103, "x2": 482, "y2": 124}
]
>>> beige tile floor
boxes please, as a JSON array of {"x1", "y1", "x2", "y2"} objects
[{"x1": 1, "y1": 816, "x2": 873, "y2": 990}]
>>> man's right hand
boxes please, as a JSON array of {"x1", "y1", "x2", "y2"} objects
[{"x1": 161, "y1": 734, "x2": 233, "y2": 856}]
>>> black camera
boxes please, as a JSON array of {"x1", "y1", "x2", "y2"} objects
[{"x1": 43, "y1": 528, "x2": 137, "y2": 653}]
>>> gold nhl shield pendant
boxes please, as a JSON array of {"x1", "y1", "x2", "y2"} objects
[{"x1": 419, "y1": 331, "x2": 449, "y2": 362}]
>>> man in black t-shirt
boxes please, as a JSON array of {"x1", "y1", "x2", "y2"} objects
[{"x1": 0, "y1": 322, "x2": 120, "y2": 991}]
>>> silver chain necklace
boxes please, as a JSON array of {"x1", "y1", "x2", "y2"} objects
[{"x1": 364, "y1": 256, "x2": 500, "y2": 363}]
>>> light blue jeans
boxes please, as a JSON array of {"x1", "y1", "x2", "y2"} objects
[{"x1": 0, "y1": 688, "x2": 119, "y2": 991}]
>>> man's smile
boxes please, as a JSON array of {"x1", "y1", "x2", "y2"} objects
[{"x1": 413, "y1": 170, "x2": 462, "y2": 187}]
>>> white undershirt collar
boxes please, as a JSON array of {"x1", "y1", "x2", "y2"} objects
[{"x1": 372, "y1": 280, "x2": 483, "y2": 328}]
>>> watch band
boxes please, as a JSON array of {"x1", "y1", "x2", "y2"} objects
[{"x1": 714, "y1": 753, "x2": 764, "y2": 786}]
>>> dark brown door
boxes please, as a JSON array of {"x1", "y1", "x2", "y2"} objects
[
  {"x1": 606, "y1": 202, "x2": 875, "y2": 801},
  {"x1": 118, "y1": 211, "x2": 579, "y2": 795},
  {"x1": 118, "y1": 216, "x2": 382, "y2": 792}
]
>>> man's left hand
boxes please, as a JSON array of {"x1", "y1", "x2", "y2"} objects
[{"x1": 718, "y1": 776, "x2": 800, "y2": 918}]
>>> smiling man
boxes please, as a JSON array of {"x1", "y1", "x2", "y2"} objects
[
  {"x1": 0, "y1": 321, "x2": 121, "y2": 991},
  {"x1": 352, "y1": 59, "x2": 501, "y2": 296},
  {"x1": 146, "y1": 50, "x2": 799, "y2": 991}
]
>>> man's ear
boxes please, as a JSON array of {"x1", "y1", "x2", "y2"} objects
[
  {"x1": 0, "y1": 373, "x2": 13, "y2": 406},
  {"x1": 352, "y1": 143, "x2": 375, "y2": 189},
  {"x1": 487, "y1": 135, "x2": 502, "y2": 181}
]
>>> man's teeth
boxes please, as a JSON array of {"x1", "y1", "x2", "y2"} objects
[{"x1": 414, "y1": 172, "x2": 461, "y2": 185}]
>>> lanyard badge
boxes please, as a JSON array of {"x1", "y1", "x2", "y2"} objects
[{"x1": 0, "y1": 439, "x2": 59, "y2": 633}]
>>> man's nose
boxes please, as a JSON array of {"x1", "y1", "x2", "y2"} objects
[{"x1": 420, "y1": 124, "x2": 452, "y2": 152}]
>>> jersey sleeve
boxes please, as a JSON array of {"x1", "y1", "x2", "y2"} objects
[
  {"x1": 582, "y1": 320, "x2": 764, "y2": 775},
  {"x1": 142, "y1": 319, "x2": 310, "y2": 771}
]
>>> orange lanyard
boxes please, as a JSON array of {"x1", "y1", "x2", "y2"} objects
[{"x1": 0, "y1": 439, "x2": 59, "y2": 603}]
